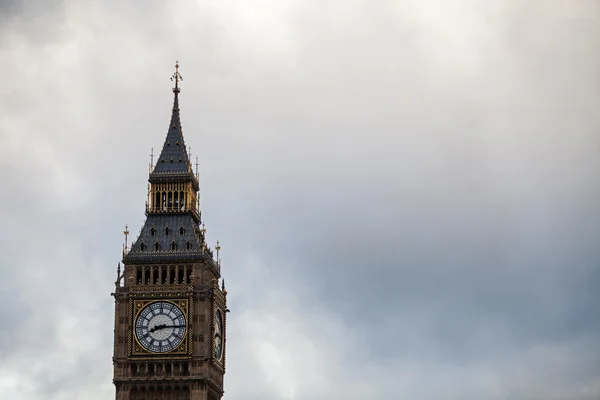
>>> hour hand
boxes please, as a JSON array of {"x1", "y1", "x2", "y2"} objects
[
  {"x1": 150, "y1": 324, "x2": 185, "y2": 332},
  {"x1": 149, "y1": 324, "x2": 167, "y2": 333}
]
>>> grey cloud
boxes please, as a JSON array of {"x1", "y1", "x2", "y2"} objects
[{"x1": 0, "y1": 0, "x2": 599, "y2": 399}]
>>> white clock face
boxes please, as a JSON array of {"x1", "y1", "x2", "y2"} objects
[
  {"x1": 214, "y1": 309, "x2": 223, "y2": 361},
  {"x1": 135, "y1": 301, "x2": 187, "y2": 353}
]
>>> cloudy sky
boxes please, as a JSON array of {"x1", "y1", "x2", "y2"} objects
[{"x1": 1, "y1": 0, "x2": 599, "y2": 399}]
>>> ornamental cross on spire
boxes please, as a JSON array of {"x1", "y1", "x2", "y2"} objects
[{"x1": 171, "y1": 61, "x2": 183, "y2": 92}]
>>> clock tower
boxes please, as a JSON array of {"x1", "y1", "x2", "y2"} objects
[{"x1": 112, "y1": 63, "x2": 228, "y2": 400}]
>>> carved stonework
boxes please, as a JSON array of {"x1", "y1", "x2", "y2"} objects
[{"x1": 131, "y1": 391, "x2": 190, "y2": 400}]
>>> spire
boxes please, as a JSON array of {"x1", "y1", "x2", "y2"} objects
[{"x1": 152, "y1": 61, "x2": 191, "y2": 174}]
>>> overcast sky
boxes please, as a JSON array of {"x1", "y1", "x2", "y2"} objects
[{"x1": 1, "y1": 1, "x2": 599, "y2": 399}]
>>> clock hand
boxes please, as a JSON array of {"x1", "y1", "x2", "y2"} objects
[
  {"x1": 149, "y1": 323, "x2": 168, "y2": 333},
  {"x1": 150, "y1": 324, "x2": 186, "y2": 332}
]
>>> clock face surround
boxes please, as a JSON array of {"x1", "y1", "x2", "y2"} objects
[
  {"x1": 135, "y1": 301, "x2": 187, "y2": 353},
  {"x1": 214, "y1": 309, "x2": 223, "y2": 361}
]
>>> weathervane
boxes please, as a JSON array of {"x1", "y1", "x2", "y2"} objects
[{"x1": 171, "y1": 61, "x2": 183, "y2": 91}]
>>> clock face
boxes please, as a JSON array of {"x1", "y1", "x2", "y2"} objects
[
  {"x1": 135, "y1": 301, "x2": 187, "y2": 353},
  {"x1": 214, "y1": 309, "x2": 223, "y2": 361}
]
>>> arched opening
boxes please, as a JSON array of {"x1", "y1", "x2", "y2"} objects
[
  {"x1": 169, "y1": 267, "x2": 176, "y2": 284},
  {"x1": 186, "y1": 241, "x2": 191, "y2": 250},
  {"x1": 186, "y1": 267, "x2": 192, "y2": 284},
  {"x1": 168, "y1": 192, "x2": 173, "y2": 209},
  {"x1": 162, "y1": 266, "x2": 168, "y2": 284},
  {"x1": 180, "y1": 191, "x2": 185, "y2": 210},
  {"x1": 144, "y1": 266, "x2": 151, "y2": 284},
  {"x1": 154, "y1": 242, "x2": 160, "y2": 251},
  {"x1": 131, "y1": 364, "x2": 138, "y2": 376},
  {"x1": 150, "y1": 228, "x2": 156, "y2": 237},
  {"x1": 136, "y1": 267, "x2": 142, "y2": 284},
  {"x1": 153, "y1": 268, "x2": 159, "y2": 284},
  {"x1": 165, "y1": 363, "x2": 172, "y2": 375},
  {"x1": 155, "y1": 192, "x2": 160, "y2": 211},
  {"x1": 162, "y1": 192, "x2": 166, "y2": 211},
  {"x1": 148, "y1": 364, "x2": 155, "y2": 375},
  {"x1": 178, "y1": 266, "x2": 184, "y2": 284},
  {"x1": 165, "y1": 227, "x2": 170, "y2": 236},
  {"x1": 171, "y1": 242, "x2": 177, "y2": 251},
  {"x1": 179, "y1": 227, "x2": 185, "y2": 235},
  {"x1": 174, "y1": 191, "x2": 179, "y2": 210},
  {"x1": 140, "y1": 242, "x2": 146, "y2": 251}
]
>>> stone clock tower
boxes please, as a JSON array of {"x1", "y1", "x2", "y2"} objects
[{"x1": 112, "y1": 63, "x2": 228, "y2": 400}]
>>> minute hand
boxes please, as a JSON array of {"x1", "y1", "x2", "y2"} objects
[{"x1": 156, "y1": 324, "x2": 186, "y2": 330}]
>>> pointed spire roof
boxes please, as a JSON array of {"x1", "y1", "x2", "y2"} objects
[{"x1": 152, "y1": 62, "x2": 192, "y2": 174}]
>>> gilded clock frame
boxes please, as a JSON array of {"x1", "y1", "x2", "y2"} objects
[
  {"x1": 129, "y1": 298, "x2": 192, "y2": 357},
  {"x1": 212, "y1": 284, "x2": 226, "y2": 368}
]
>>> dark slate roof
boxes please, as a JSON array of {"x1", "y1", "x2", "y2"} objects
[
  {"x1": 152, "y1": 91, "x2": 191, "y2": 174},
  {"x1": 124, "y1": 213, "x2": 220, "y2": 274}
]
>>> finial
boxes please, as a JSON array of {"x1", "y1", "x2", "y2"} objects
[
  {"x1": 123, "y1": 224, "x2": 130, "y2": 249},
  {"x1": 221, "y1": 279, "x2": 225, "y2": 291},
  {"x1": 115, "y1": 262, "x2": 122, "y2": 289},
  {"x1": 171, "y1": 61, "x2": 183, "y2": 92},
  {"x1": 201, "y1": 222, "x2": 206, "y2": 235},
  {"x1": 150, "y1": 147, "x2": 154, "y2": 170},
  {"x1": 215, "y1": 240, "x2": 221, "y2": 265},
  {"x1": 195, "y1": 156, "x2": 199, "y2": 177}
]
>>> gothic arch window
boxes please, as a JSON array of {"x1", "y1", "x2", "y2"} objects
[
  {"x1": 180, "y1": 191, "x2": 185, "y2": 210},
  {"x1": 150, "y1": 228, "x2": 156, "y2": 237},
  {"x1": 169, "y1": 266, "x2": 176, "y2": 284},
  {"x1": 162, "y1": 192, "x2": 166, "y2": 210},
  {"x1": 154, "y1": 192, "x2": 160, "y2": 211},
  {"x1": 153, "y1": 267, "x2": 159, "y2": 284},
  {"x1": 140, "y1": 243, "x2": 146, "y2": 251},
  {"x1": 178, "y1": 266, "x2": 184, "y2": 284},
  {"x1": 136, "y1": 267, "x2": 142, "y2": 285},
  {"x1": 162, "y1": 266, "x2": 168, "y2": 284},
  {"x1": 165, "y1": 227, "x2": 170, "y2": 236},
  {"x1": 154, "y1": 242, "x2": 160, "y2": 251},
  {"x1": 171, "y1": 242, "x2": 177, "y2": 251},
  {"x1": 186, "y1": 241, "x2": 191, "y2": 250},
  {"x1": 179, "y1": 227, "x2": 185, "y2": 235},
  {"x1": 168, "y1": 192, "x2": 173, "y2": 209}
]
